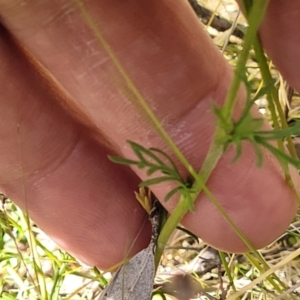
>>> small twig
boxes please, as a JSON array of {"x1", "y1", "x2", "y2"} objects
[
  {"x1": 187, "y1": 0, "x2": 245, "y2": 38},
  {"x1": 218, "y1": 262, "x2": 231, "y2": 300}
]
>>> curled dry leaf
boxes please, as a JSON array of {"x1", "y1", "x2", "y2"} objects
[{"x1": 97, "y1": 199, "x2": 160, "y2": 300}]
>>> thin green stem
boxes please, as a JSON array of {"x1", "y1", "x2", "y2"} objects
[
  {"x1": 228, "y1": 248, "x2": 300, "y2": 300},
  {"x1": 252, "y1": 37, "x2": 300, "y2": 203},
  {"x1": 153, "y1": 0, "x2": 272, "y2": 267},
  {"x1": 219, "y1": 252, "x2": 239, "y2": 297},
  {"x1": 244, "y1": 252, "x2": 298, "y2": 299},
  {"x1": 17, "y1": 125, "x2": 47, "y2": 299},
  {"x1": 156, "y1": 134, "x2": 258, "y2": 267},
  {"x1": 74, "y1": 0, "x2": 201, "y2": 182},
  {"x1": 223, "y1": 0, "x2": 270, "y2": 119},
  {"x1": 158, "y1": 0, "x2": 284, "y2": 281}
]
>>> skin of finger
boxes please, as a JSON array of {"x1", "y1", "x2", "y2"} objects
[
  {"x1": 0, "y1": 0, "x2": 298, "y2": 265},
  {"x1": 0, "y1": 28, "x2": 152, "y2": 268},
  {"x1": 259, "y1": 1, "x2": 300, "y2": 93}
]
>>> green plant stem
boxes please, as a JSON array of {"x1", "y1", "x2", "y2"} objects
[
  {"x1": 156, "y1": 0, "x2": 273, "y2": 268},
  {"x1": 17, "y1": 125, "x2": 47, "y2": 300},
  {"x1": 228, "y1": 247, "x2": 300, "y2": 300},
  {"x1": 223, "y1": 0, "x2": 270, "y2": 119},
  {"x1": 244, "y1": 252, "x2": 293, "y2": 296},
  {"x1": 219, "y1": 251, "x2": 240, "y2": 298},
  {"x1": 252, "y1": 37, "x2": 300, "y2": 204},
  {"x1": 158, "y1": 6, "x2": 294, "y2": 293},
  {"x1": 158, "y1": 1, "x2": 271, "y2": 267},
  {"x1": 156, "y1": 138, "x2": 258, "y2": 268}
]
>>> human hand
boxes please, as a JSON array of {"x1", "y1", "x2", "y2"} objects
[{"x1": 0, "y1": 0, "x2": 299, "y2": 269}]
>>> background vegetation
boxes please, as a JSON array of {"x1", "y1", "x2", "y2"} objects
[{"x1": 1, "y1": 1, "x2": 300, "y2": 299}]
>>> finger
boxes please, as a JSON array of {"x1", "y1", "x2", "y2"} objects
[
  {"x1": 259, "y1": 1, "x2": 300, "y2": 93},
  {"x1": 0, "y1": 27, "x2": 151, "y2": 268},
  {"x1": 0, "y1": 0, "x2": 298, "y2": 269}
]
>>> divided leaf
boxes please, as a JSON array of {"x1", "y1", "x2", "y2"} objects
[{"x1": 109, "y1": 141, "x2": 194, "y2": 210}]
